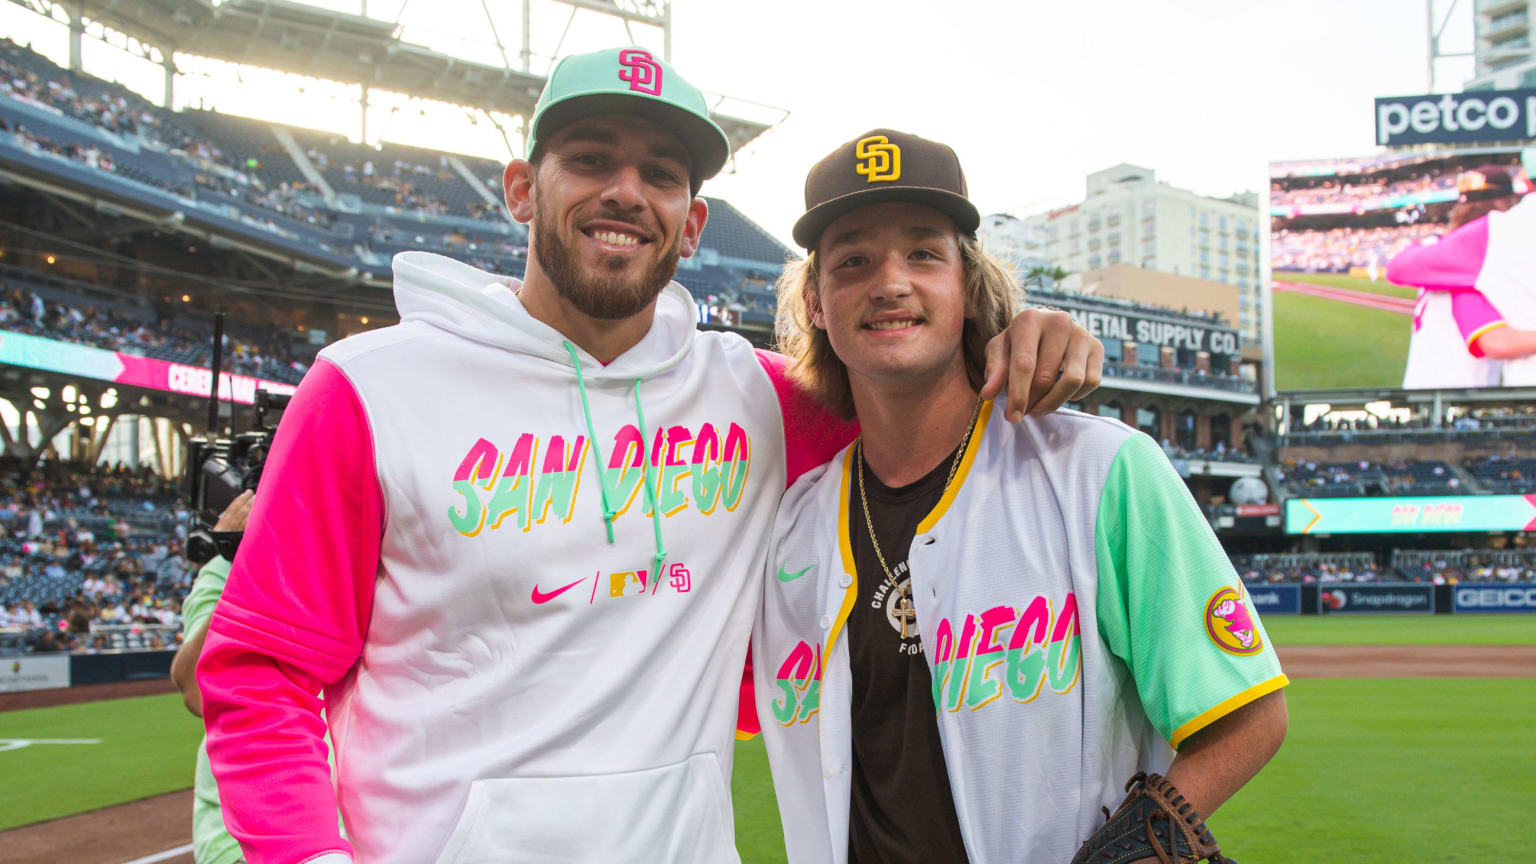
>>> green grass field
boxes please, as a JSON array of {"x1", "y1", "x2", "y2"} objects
[
  {"x1": 1273, "y1": 290, "x2": 1410, "y2": 391},
  {"x1": 6, "y1": 655, "x2": 1533, "y2": 862},
  {"x1": 1273, "y1": 271, "x2": 1418, "y2": 301},
  {"x1": 0, "y1": 692, "x2": 203, "y2": 830},
  {"x1": 1265, "y1": 613, "x2": 1536, "y2": 646},
  {"x1": 734, "y1": 678, "x2": 1536, "y2": 863}
]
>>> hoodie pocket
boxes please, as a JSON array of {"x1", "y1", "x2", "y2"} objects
[{"x1": 432, "y1": 752, "x2": 739, "y2": 864}]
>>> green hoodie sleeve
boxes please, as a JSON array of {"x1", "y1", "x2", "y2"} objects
[
  {"x1": 1094, "y1": 434, "x2": 1287, "y2": 748},
  {"x1": 181, "y1": 556, "x2": 231, "y2": 639}
]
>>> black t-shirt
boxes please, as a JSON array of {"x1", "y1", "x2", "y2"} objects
[{"x1": 845, "y1": 445, "x2": 970, "y2": 864}]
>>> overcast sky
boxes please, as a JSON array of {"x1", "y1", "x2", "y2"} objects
[{"x1": 1, "y1": 0, "x2": 1478, "y2": 246}]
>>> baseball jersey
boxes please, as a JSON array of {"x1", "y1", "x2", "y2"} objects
[
  {"x1": 1475, "y1": 196, "x2": 1536, "y2": 384},
  {"x1": 197, "y1": 251, "x2": 853, "y2": 864},
  {"x1": 753, "y1": 402, "x2": 1288, "y2": 864}
]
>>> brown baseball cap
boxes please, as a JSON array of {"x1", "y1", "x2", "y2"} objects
[
  {"x1": 792, "y1": 128, "x2": 981, "y2": 249},
  {"x1": 1458, "y1": 163, "x2": 1530, "y2": 202}
]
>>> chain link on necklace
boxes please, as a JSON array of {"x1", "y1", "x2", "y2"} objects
[{"x1": 855, "y1": 394, "x2": 985, "y2": 637}]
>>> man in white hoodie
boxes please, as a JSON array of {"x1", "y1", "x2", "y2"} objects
[{"x1": 198, "y1": 48, "x2": 1104, "y2": 864}]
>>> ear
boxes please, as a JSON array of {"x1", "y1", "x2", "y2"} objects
[
  {"x1": 505, "y1": 160, "x2": 536, "y2": 224},
  {"x1": 678, "y1": 197, "x2": 710, "y2": 258},
  {"x1": 804, "y1": 271, "x2": 826, "y2": 331}
]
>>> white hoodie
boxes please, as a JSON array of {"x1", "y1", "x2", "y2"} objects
[{"x1": 200, "y1": 252, "x2": 845, "y2": 863}]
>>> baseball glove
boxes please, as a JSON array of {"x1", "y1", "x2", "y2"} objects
[{"x1": 1069, "y1": 772, "x2": 1237, "y2": 864}]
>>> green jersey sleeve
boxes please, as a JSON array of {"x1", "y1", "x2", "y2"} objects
[
  {"x1": 1094, "y1": 433, "x2": 1287, "y2": 749},
  {"x1": 181, "y1": 556, "x2": 231, "y2": 639}
]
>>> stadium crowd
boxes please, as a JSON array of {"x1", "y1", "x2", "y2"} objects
[
  {"x1": 1270, "y1": 171, "x2": 1455, "y2": 208},
  {"x1": 1392, "y1": 548, "x2": 1536, "y2": 584},
  {"x1": 1233, "y1": 552, "x2": 1383, "y2": 583},
  {"x1": 0, "y1": 458, "x2": 190, "y2": 653},
  {"x1": 0, "y1": 278, "x2": 308, "y2": 384},
  {"x1": 1271, "y1": 223, "x2": 1439, "y2": 272}
]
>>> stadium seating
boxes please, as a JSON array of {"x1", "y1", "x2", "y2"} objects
[{"x1": 1232, "y1": 552, "x2": 1382, "y2": 583}]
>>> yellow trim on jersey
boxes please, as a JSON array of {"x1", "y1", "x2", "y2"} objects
[
  {"x1": 916, "y1": 401, "x2": 993, "y2": 534},
  {"x1": 826, "y1": 448, "x2": 859, "y2": 657},
  {"x1": 828, "y1": 402, "x2": 993, "y2": 656},
  {"x1": 1466, "y1": 320, "x2": 1507, "y2": 356},
  {"x1": 1168, "y1": 673, "x2": 1290, "y2": 750}
]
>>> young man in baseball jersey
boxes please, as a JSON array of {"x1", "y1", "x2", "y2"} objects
[
  {"x1": 196, "y1": 52, "x2": 1104, "y2": 864},
  {"x1": 754, "y1": 130, "x2": 1290, "y2": 864}
]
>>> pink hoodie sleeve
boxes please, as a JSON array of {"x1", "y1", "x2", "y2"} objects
[
  {"x1": 755, "y1": 349, "x2": 859, "y2": 487},
  {"x1": 198, "y1": 358, "x2": 383, "y2": 864},
  {"x1": 1385, "y1": 217, "x2": 1491, "y2": 292},
  {"x1": 1450, "y1": 288, "x2": 1508, "y2": 358}
]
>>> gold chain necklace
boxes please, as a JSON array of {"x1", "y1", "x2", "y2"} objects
[{"x1": 855, "y1": 394, "x2": 984, "y2": 638}]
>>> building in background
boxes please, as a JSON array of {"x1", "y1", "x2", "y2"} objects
[
  {"x1": 1467, "y1": 0, "x2": 1535, "y2": 89},
  {"x1": 1000, "y1": 164, "x2": 1262, "y2": 343}
]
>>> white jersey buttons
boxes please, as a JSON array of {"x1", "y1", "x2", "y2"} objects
[
  {"x1": 837, "y1": 573, "x2": 852, "y2": 588},
  {"x1": 820, "y1": 615, "x2": 832, "y2": 630}
]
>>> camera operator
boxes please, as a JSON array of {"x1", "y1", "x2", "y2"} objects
[
  {"x1": 172, "y1": 488, "x2": 252, "y2": 864},
  {"x1": 173, "y1": 488, "x2": 342, "y2": 863}
]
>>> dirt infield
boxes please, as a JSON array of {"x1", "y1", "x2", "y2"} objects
[
  {"x1": 0, "y1": 679, "x2": 176, "y2": 713},
  {"x1": 4, "y1": 789, "x2": 193, "y2": 864},
  {"x1": 4, "y1": 645, "x2": 1532, "y2": 862},
  {"x1": 1276, "y1": 644, "x2": 1536, "y2": 678},
  {"x1": 1272, "y1": 280, "x2": 1416, "y2": 314}
]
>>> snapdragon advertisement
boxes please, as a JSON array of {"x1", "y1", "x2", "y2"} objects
[
  {"x1": 1269, "y1": 148, "x2": 1534, "y2": 391},
  {"x1": 0, "y1": 329, "x2": 297, "y2": 405},
  {"x1": 1285, "y1": 495, "x2": 1536, "y2": 535}
]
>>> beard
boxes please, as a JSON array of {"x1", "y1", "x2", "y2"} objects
[{"x1": 532, "y1": 199, "x2": 683, "y2": 321}]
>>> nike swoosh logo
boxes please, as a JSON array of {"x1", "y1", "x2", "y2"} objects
[
  {"x1": 531, "y1": 577, "x2": 588, "y2": 604},
  {"x1": 777, "y1": 564, "x2": 814, "y2": 583}
]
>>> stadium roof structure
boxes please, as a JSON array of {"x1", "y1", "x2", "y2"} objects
[{"x1": 53, "y1": 0, "x2": 777, "y2": 156}]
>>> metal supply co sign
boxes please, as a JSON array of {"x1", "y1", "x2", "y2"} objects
[{"x1": 1376, "y1": 89, "x2": 1536, "y2": 147}]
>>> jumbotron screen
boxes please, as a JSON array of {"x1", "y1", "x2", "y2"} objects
[
  {"x1": 1269, "y1": 148, "x2": 1535, "y2": 392},
  {"x1": 1285, "y1": 495, "x2": 1536, "y2": 534}
]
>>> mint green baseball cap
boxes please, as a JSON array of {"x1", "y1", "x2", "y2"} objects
[{"x1": 527, "y1": 47, "x2": 730, "y2": 194}]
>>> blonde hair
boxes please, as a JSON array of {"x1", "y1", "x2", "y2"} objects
[{"x1": 774, "y1": 235, "x2": 1019, "y2": 418}]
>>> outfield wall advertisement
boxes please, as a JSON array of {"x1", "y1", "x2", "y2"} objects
[
  {"x1": 1452, "y1": 584, "x2": 1536, "y2": 613},
  {"x1": 1240, "y1": 583, "x2": 1301, "y2": 615},
  {"x1": 1286, "y1": 495, "x2": 1536, "y2": 534},
  {"x1": 0, "y1": 654, "x2": 69, "y2": 692},
  {"x1": 1318, "y1": 583, "x2": 1434, "y2": 615},
  {"x1": 0, "y1": 329, "x2": 297, "y2": 406}
]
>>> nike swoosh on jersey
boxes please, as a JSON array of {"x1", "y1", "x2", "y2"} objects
[
  {"x1": 777, "y1": 564, "x2": 814, "y2": 583},
  {"x1": 531, "y1": 577, "x2": 588, "y2": 604}
]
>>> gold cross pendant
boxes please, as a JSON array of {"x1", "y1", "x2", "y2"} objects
[{"x1": 894, "y1": 594, "x2": 917, "y2": 639}]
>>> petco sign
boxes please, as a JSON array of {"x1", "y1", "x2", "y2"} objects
[
  {"x1": 1454, "y1": 584, "x2": 1536, "y2": 613},
  {"x1": 1376, "y1": 90, "x2": 1536, "y2": 146}
]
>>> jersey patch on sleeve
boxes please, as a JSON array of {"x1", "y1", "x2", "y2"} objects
[{"x1": 1203, "y1": 585, "x2": 1264, "y2": 657}]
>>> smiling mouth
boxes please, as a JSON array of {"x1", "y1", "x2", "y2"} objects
[
  {"x1": 863, "y1": 317, "x2": 923, "y2": 331},
  {"x1": 582, "y1": 227, "x2": 650, "y2": 248}
]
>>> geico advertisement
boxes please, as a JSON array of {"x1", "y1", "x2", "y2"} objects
[{"x1": 1453, "y1": 584, "x2": 1536, "y2": 613}]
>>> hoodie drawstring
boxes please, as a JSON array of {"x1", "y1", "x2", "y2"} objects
[
  {"x1": 630, "y1": 378, "x2": 668, "y2": 579},
  {"x1": 565, "y1": 341, "x2": 616, "y2": 544},
  {"x1": 562, "y1": 341, "x2": 667, "y2": 578}
]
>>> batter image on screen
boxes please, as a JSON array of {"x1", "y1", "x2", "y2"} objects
[
  {"x1": 755, "y1": 129, "x2": 1287, "y2": 864},
  {"x1": 1269, "y1": 149, "x2": 1536, "y2": 391},
  {"x1": 1387, "y1": 163, "x2": 1536, "y2": 389}
]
